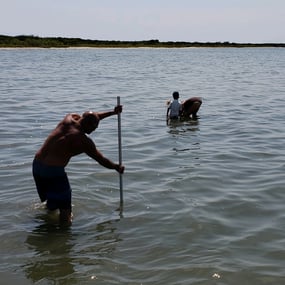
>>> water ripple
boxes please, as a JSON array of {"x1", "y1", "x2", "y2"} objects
[{"x1": 1, "y1": 48, "x2": 285, "y2": 284}]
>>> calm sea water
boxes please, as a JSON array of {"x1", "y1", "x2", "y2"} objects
[{"x1": 0, "y1": 47, "x2": 285, "y2": 285}]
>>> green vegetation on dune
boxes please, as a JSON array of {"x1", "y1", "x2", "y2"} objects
[{"x1": 0, "y1": 35, "x2": 284, "y2": 48}]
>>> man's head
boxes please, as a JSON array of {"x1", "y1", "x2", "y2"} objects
[{"x1": 81, "y1": 111, "x2": 100, "y2": 134}]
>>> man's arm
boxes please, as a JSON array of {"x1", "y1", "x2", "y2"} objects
[
  {"x1": 84, "y1": 137, "x2": 124, "y2": 174},
  {"x1": 166, "y1": 102, "x2": 171, "y2": 117},
  {"x1": 179, "y1": 102, "x2": 183, "y2": 116},
  {"x1": 97, "y1": 105, "x2": 122, "y2": 120}
]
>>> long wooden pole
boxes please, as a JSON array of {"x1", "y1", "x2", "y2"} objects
[{"x1": 117, "y1": 96, "x2": 123, "y2": 206}]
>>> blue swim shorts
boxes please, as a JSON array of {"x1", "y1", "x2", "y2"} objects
[{"x1": 32, "y1": 159, "x2": 72, "y2": 211}]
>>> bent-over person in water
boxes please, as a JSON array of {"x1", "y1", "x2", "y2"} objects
[
  {"x1": 33, "y1": 106, "x2": 125, "y2": 224},
  {"x1": 181, "y1": 97, "x2": 202, "y2": 119}
]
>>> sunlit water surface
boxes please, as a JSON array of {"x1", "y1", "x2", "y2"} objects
[{"x1": 0, "y1": 47, "x2": 285, "y2": 284}]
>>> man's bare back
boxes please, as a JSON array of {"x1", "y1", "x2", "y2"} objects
[{"x1": 35, "y1": 113, "x2": 93, "y2": 167}]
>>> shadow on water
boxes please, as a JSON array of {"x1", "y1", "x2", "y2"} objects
[{"x1": 24, "y1": 212, "x2": 122, "y2": 284}]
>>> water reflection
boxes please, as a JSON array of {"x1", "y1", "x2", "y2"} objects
[
  {"x1": 167, "y1": 118, "x2": 200, "y2": 135},
  {"x1": 166, "y1": 118, "x2": 201, "y2": 160},
  {"x1": 25, "y1": 218, "x2": 76, "y2": 285},
  {"x1": 24, "y1": 214, "x2": 121, "y2": 284}
]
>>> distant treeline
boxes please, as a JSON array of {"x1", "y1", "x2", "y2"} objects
[{"x1": 0, "y1": 35, "x2": 284, "y2": 48}]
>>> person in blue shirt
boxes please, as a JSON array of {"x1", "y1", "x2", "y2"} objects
[{"x1": 166, "y1": 91, "x2": 182, "y2": 120}]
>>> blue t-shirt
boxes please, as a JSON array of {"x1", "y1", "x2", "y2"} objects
[{"x1": 169, "y1": 99, "x2": 181, "y2": 117}]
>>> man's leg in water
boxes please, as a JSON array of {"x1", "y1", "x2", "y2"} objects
[
  {"x1": 189, "y1": 101, "x2": 202, "y2": 118},
  {"x1": 60, "y1": 209, "x2": 73, "y2": 224}
]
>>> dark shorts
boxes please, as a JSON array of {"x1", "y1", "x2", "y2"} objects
[{"x1": 33, "y1": 160, "x2": 72, "y2": 211}]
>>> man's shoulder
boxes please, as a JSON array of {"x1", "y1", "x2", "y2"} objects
[
  {"x1": 69, "y1": 113, "x2": 81, "y2": 121},
  {"x1": 60, "y1": 113, "x2": 82, "y2": 128}
]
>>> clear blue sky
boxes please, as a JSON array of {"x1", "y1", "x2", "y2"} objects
[{"x1": 1, "y1": 0, "x2": 284, "y2": 43}]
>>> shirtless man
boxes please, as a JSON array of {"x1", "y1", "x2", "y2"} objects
[
  {"x1": 181, "y1": 97, "x2": 202, "y2": 119},
  {"x1": 33, "y1": 106, "x2": 125, "y2": 223}
]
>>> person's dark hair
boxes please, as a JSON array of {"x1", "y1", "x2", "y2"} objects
[
  {"x1": 172, "y1": 91, "x2": 179, "y2": 99},
  {"x1": 82, "y1": 111, "x2": 99, "y2": 123},
  {"x1": 81, "y1": 111, "x2": 99, "y2": 133}
]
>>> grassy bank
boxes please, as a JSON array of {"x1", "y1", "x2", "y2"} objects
[{"x1": 0, "y1": 35, "x2": 284, "y2": 48}]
